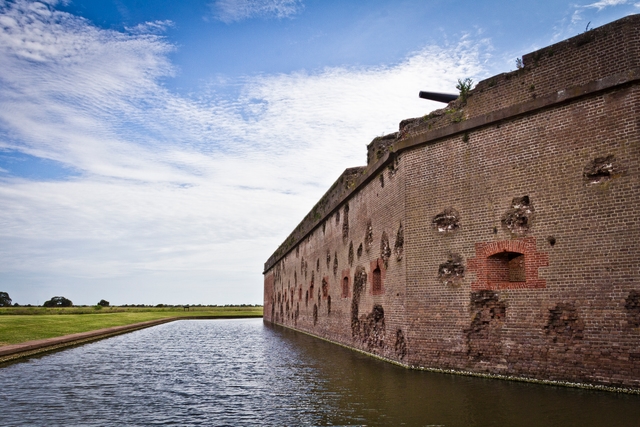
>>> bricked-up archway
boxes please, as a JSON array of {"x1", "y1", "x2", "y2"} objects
[
  {"x1": 341, "y1": 269, "x2": 351, "y2": 298},
  {"x1": 370, "y1": 258, "x2": 386, "y2": 295},
  {"x1": 468, "y1": 237, "x2": 548, "y2": 290}
]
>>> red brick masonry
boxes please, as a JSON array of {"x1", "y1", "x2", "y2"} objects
[{"x1": 264, "y1": 15, "x2": 640, "y2": 391}]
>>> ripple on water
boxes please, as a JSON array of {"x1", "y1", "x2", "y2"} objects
[{"x1": 2, "y1": 318, "x2": 639, "y2": 427}]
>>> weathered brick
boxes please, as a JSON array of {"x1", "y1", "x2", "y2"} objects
[{"x1": 264, "y1": 15, "x2": 640, "y2": 390}]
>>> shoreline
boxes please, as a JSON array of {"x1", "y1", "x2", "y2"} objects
[{"x1": 0, "y1": 315, "x2": 262, "y2": 364}]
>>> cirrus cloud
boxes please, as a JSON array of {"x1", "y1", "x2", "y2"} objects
[
  {"x1": 0, "y1": 0, "x2": 487, "y2": 304},
  {"x1": 210, "y1": 0, "x2": 303, "y2": 23}
]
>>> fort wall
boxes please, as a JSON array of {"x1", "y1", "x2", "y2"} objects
[{"x1": 264, "y1": 15, "x2": 640, "y2": 390}]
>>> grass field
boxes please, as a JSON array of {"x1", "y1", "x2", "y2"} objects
[{"x1": 0, "y1": 306, "x2": 263, "y2": 346}]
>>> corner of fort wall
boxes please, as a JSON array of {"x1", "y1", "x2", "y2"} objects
[{"x1": 264, "y1": 14, "x2": 640, "y2": 390}]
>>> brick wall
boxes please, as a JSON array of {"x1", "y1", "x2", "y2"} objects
[{"x1": 264, "y1": 15, "x2": 640, "y2": 389}]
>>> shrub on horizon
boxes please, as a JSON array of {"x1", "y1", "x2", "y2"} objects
[{"x1": 43, "y1": 296, "x2": 73, "y2": 307}]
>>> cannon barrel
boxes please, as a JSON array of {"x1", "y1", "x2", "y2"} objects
[{"x1": 418, "y1": 91, "x2": 458, "y2": 103}]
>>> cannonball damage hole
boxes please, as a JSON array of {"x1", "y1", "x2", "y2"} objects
[
  {"x1": 313, "y1": 303, "x2": 318, "y2": 325},
  {"x1": 351, "y1": 266, "x2": 367, "y2": 338},
  {"x1": 502, "y1": 196, "x2": 534, "y2": 235},
  {"x1": 365, "y1": 220, "x2": 373, "y2": 252},
  {"x1": 438, "y1": 253, "x2": 465, "y2": 286},
  {"x1": 380, "y1": 231, "x2": 391, "y2": 268},
  {"x1": 584, "y1": 154, "x2": 618, "y2": 184},
  {"x1": 394, "y1": 222, "x2": 404, "y2": 261},
  {"x1": 359, "y1": 304, "x2": 386, "y2": 351},
  {"x1": 432, "y1": 208, "x2": 460, "y2": 233},
  {"x1": 394, "y1": 329, "x2": 407, "y2": 360},
  {"x1": 348, "y1": 241, "x2": 354, "y2": 266},
  {"x1": 342, "y1": 204, "x2": 350, "y2": 242}
]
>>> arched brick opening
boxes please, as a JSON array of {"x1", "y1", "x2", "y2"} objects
[
  {"x1": 468, "y1": 237, "x2": 548, "y2": 290},
  {"x1": 372, "y1": 266, "x2": 382, "y2": 293},
  {"x1": 487, "y1": 251, "x2": 526, "y2": 283},
  {"x1": 341, "y1": 269, "x2": 351, "y2": 298},
  {"x1": 370, "y1": 258, "x2": 386, "y2": 295}
]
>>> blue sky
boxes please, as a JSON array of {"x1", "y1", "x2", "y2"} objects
[{"x1": 0, "y1": 0, "x2": 637, "y2": 305}]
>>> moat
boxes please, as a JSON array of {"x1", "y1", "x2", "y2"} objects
[{"x1": 3, "y1": 318, "x2": 639, "y2": 426}]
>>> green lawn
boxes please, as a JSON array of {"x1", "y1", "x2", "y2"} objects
[{"x1": 0, "y1": 306, "x2": 263, "y2": 346}]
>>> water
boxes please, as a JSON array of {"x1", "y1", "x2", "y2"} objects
[{"x1": 2, "y1": 318, "x2": 639, "y2": 426}]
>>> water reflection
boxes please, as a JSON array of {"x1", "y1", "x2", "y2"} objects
[{"x1": 1, "y1": 319, "x2": 638, "y2": 426}]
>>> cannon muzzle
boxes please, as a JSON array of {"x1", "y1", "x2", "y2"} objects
[{"x1": 419, "y1": 91, "x2": 458, "y2": 103}]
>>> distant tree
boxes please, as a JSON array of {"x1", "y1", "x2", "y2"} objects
[
  {"x1": 43, "y1": 296, "x2": 73, "y2": 307},
  {"x1": 0, "y1": 292, "x2": 12, "y2": 307},
  {"x1": 97, "y1": 299, "x2": 110, "y2": 307}
]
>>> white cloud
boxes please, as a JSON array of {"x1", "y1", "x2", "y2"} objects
[
  {"x1": 126, "y1": 20, "x2": 174, "y2": 35},
  {"x1": 0, "y1": 0, "x2": 487, "y2": 304},
  {"x1": 210, "y1": 0, "x2": 303, "y2": 23},
  {"x1": 583, "y1": 0, "x2": 629, "y2": 10}
]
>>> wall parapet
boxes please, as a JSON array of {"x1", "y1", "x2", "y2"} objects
[{"x1": 264, "y1": 15, "x2": 640, "y2": 274}]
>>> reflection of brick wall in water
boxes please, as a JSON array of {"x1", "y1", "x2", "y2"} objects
[{"x1": 263, "y1": 15, "x2": 640, "y2": 390}]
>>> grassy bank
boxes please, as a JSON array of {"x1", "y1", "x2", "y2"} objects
[{"x1": 0, "y1": 306, "x2": 262, "y2": 346}]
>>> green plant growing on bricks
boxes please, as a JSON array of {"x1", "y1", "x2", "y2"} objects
[{"x1": 456, "y1": 78, "x2": 473, "y2": 103}]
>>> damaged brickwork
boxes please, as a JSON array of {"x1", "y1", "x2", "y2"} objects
[
  {"x1": 626, "y1": 291, "x2": 640, "y2": 327},
  {"x1": 380, "y1": 231, "x2": 391, "y2": 268},
  {"x1": 394, "y1": 329, "x2": 407, "y2": 360},
  {"x1": 351, "y1": 266, "x2": 367, "y2": 338},
  {"x1": 438, "y1": 253, "x2": 465, "y2": 287},
  {"x1": 264, "y1": 15, "x2": 640, "y2": 391},
  {"x1": 583, "y1": 155, "x2": 621, "y2": 184},
  {"x1": 502, "y1": 196, "x2": 534, "y2": 235},
  {"x1": 545, "y1": 303, "x2": 584, "y2": 343},
  {"x1": 432, "y1": 208, "x2": 460, "y2": 233},
  {"x1": 394, "y1": 222, "x2": 404, "y2": 261},
  {"x1": 465, "y1": 291, "x2": 506, "y2": 362}
]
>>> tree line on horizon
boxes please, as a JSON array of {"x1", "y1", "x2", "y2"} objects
[{"x1": 0, "y1": 292, "x2": 261, "y2": 308}]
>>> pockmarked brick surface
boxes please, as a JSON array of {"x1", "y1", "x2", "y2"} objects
[{"x1": 264, "y1": 15, "x2": 640, "y2": 390}]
